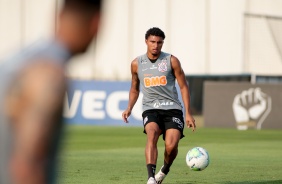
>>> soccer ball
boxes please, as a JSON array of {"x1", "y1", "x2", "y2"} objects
[{"x1": 186, "y1": 147, "x2": 209, "y2": 171}]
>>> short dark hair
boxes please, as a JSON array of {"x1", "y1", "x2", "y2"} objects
[
  {"x1": 145, "y1": 27, "x2": 165, "y2": 40},
  {"x1": 63, "y1": 0, "x2": 102, "y2": 12}
]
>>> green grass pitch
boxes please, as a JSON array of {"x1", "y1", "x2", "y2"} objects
[{"x1": 58, "y1": 125, "x2": 282, "y2": 184}]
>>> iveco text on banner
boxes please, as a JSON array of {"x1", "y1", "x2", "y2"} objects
[{"x1": 63, "y1": 80, "x2": 143, "y2": 125}]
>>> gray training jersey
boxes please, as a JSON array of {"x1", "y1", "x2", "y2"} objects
[
  {"x1": 137, "y1": 52, "x2": 183, "y2": 112},
  {"x1": 0, "y1": 39, "x2": 71, "y2": 184}
]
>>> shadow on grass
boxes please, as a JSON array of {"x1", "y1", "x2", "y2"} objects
[{"x1": 223, "y1": 180, "x2": 282, "y2": 184}]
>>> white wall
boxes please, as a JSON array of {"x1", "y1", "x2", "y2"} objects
[
  {"x1": 0, "y1": 1, "x2": 22, "y2": 56},
  {"x1": 66, "y1": 0, "x2": 133, "y2": 80},
  {"x1": 0, "y1": 0, "x2": 55, "y2": 58},
  {"x1": 169, "y1": 0, "x2": 207, "y2": 74},
  {"x1": 22, "y1": 0, "x2": 56, "y2": 45},
  {"x1": 244, "y1": 0, "x2": 282, "y2": 75},
  {"x1": 208, "y1": 0, "x2": 246, "y2": 74},
  {"x1": 247, "y1": 0, "x2": 282, "y2": 16},
  {"x1": 1, "y1": 0, "x2": 282, "y2": 79}
]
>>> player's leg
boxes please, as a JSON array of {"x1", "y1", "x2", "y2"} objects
[
  {"x1": 155, "y1": 129, "x2": 181, "y2": 184},
  {"x1": 145, "y1": 121, "x2": 162, "y2": 182},
  {"x1": 155, "y1": 110, "x2": 184, "y2": 183},
  {"x1": 163, "y1": 129, "x2": 181, "y2": 172},
  {"x1": 142, "y1": 110, "x2": 162, "y2": 183}
]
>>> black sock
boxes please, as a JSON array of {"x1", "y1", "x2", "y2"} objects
[
  {"x1": 147, "y1": 164, "x2": 156, "y2": 179},
  {"x1": 161, "y1": 161, "x2": 172, "y2": 175}
]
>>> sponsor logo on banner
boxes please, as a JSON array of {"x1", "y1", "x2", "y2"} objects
[{"x1": 63, "y1": 80, "x2": 143, "y2": 125}]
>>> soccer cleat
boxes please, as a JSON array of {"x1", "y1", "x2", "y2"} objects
[
  {"x1": 155, "y1": 166, "x2": 166, "y2": 184},
  {"x1": 147, "y1": 177, "x2": 157, "y2": 184}
]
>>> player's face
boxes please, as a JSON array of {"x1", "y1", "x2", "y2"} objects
[{"x1": 146, "y1": 35, "x2": 163, "y2": 56}]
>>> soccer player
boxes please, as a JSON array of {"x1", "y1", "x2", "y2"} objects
[
  {"x1": 122, "y1": 27, "x2": 196, "y2": 184},
  {"x1": 0, "y1": 0, "x2": 102, "y2": 183}
]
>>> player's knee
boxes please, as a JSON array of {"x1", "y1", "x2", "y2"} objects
[
  {"x1": 165, "y1": 143, "x2": 178, "y2": 154},
  {"x1": 147, "y1": 130, "x2": 162, "y2": 145},
  {"x1": 146, "y1": 130, "x2": 160, "y2": 142}
]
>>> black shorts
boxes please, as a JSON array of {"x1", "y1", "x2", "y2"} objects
[{"x1": 142, "y1": 109, "x2": 185, "y2": 140}]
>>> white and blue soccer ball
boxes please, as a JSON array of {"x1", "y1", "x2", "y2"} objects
[{"x1": 186, "y1": 147, "x2": 210, "y2": 171}]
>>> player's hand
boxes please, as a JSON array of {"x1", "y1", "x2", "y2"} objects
[
  {"x1": 186, "y1": 114, "x2": 196, "y2": 131},
  {"x1": 122, "y1": 109, "x2": 131, "y2": 123}
]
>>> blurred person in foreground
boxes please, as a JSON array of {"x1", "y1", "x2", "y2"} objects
[
  {"x1": 122, "y1": 27, "x2": 196, "y2": 184},
  {"x1": 0, "y1": 0, "x2": 102, "y2": 183}
]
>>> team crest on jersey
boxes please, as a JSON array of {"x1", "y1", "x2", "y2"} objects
[{"x1": 158, "y1": 61, "x2": 167, "y2": 72}]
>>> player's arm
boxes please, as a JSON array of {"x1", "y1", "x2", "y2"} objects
[
  {"x1": 5, "y1": 61, "x2": 66, "y2": 184},
  {"x1": 122, "y1": 58, "x2": 140, "y2": 123},
  {"x1": 171, "y1": 55, "x2": 196, "y2": 131}
]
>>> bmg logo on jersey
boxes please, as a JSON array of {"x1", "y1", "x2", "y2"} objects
[{"x1": 144, "y1": 75, "x2": 167, "y2": 87}]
